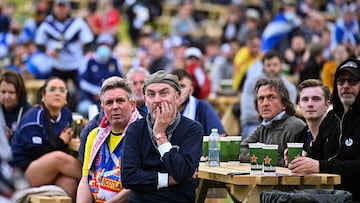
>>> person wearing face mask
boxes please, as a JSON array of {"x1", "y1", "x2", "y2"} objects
[{"x1": 77, "y1": 33, "x2": 123, "y2": 118}]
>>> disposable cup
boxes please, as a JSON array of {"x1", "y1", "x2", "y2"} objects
[
  {"x1": 262, "y1": 144, "x2": 278, "y2": 176},
  {"x1": 248, "y1": 143, "x2": 264, "y2": 175}
]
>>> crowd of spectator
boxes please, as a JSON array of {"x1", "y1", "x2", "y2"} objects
[{"x1": 1, "y1": 0, "x2": 360, "y2": 201}]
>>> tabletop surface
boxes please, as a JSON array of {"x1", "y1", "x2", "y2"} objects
[{"x1": 198, "y1": 162, "x2": 340, "y2": 186}]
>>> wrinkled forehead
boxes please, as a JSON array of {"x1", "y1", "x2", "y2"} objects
[{"x1": 145, "y1": 83, "x2": 173, "y2": 92}]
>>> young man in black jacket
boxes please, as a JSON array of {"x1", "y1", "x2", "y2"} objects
[{"x1": 289, "y1": 58, "x2": 360, "y2": 201}]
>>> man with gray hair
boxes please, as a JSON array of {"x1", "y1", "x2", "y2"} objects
[
  {"x1": 121, "y1": 70, "x2": 203, "y2": 202},
  {"x1": 78, "y1": 68, "x2": 149, "y2": 163},
  {"x1": 77, "y1": 76, "x2": 142, "y2": 203},
  {"x1": 126, "y1": 67, "x2": 150, "y2": 115}
]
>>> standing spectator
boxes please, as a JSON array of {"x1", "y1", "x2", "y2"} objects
[
  {"x1": 121, "y1": 70, "x2": 203, "y2": 202},
  {"x1": 171, "y1": 69, "x2": 226, "y2": 136},
  {"x1": 239, "y1": 78, "x2": 306, "y2": 166},
  {"x1": 10, "y1": 77, "x2": 81, "y2": 201},
  {"x1": 184, "y1": 47, "x2": 211, "y2": 99},
  {"x1": 0, "y1": 70, "x2": 32, "y2": 141},
  {"x1": 77, "y1": 33, "x2": 123, "y2": 118},
  {"x1": 289, "y1": 58, "x2": 360, "y2": 202},
  {"x1": 77, "y1": 76, "x2": 142, "y2": 203},
  {"x1": 241, "y1": 51, "x2": 297, "y2": 140},
  {"x1": 35, "y1": 0, "x2": 94, "y2": 110}
]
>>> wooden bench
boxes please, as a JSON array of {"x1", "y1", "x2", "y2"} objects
[{"x1": 29, "y1": 195, "x2": 71, "y2": 203}]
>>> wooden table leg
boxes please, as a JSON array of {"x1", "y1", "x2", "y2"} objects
[{"x1": 196, "y1": 179, "x2": 227, "y2": 203}]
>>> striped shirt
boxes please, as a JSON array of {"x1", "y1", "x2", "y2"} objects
[{"x1": 35, "y1": 14, "x2": 94, "y2": 71}]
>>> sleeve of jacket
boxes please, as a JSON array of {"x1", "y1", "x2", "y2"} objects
[
  {"x1": 121, "y1": 122, "x2": 160, "y2": 191},
  {"x1": 239, "y1": 127, "x2": 261, "y2": 163},
  {"x1": 197, "y1": 100, "x2": 226, "y2": 135},
  {"x1": 161, "y1": 121, "x2": 203, "y2": 184}
]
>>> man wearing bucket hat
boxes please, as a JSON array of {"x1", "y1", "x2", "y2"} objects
[
  {"x1": 289, "y1": 58, "x2": 360, "y2": 201},
  {"x1": 121, "y1": 70, "x2": 203, "y2": 202}
]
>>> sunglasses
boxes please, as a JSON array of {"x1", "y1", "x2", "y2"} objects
[{"x1": 336, "y1": 78, "x2": 360, "y2": 86}]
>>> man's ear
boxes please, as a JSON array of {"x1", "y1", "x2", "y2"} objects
[{"x1": 189, "y1": 85, "x2": 194, "y2": 95}]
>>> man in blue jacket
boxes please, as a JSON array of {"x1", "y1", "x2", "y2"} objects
[{"x1": 121, "y1": 70, "x2": 203, "y2": 202}]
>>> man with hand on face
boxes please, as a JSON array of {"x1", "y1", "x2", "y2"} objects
[
  {"x1": 289, "y1": 58, "x2": 360, "y2": 202},
  {"x1": 121, "y1": 70, "x2": 203, "y2": 202}
]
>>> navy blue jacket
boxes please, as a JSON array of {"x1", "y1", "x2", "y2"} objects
[{"x1": 121, "y1": 115, "x2": 203, "y2": 203}]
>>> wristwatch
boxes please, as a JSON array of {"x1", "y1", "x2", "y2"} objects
[{"x1": 154, "y1": 133, "x2": 167, "y2": 141}]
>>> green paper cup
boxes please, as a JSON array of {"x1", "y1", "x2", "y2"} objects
[
  {"x1": 220, "y1": 137, "x2": 229, "y2": 162},
  {"x1": 262, "y1": 144, "x2": 278, "y2": 176},
  {"x1": 201, "y1": 136, "x2": 209, "y2": 162},
  {"x1": 287, "y1": 142, "x2": 303, "y2": 164},
  {"x1": 227, "y1": 136, "x2": 242, "y2": 162},
  {"x1": 248, "y1": 143, "x2": 264, "y2": 175}
]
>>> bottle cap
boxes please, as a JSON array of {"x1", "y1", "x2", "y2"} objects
[{"x1": 211, "y1": 128, "x2": 218, "y2": 133}]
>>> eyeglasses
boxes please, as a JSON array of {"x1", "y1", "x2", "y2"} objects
[
  {"x1": 336, "y1": 78, "x2": 360, "y2": 86},
  {"x1": 46, "y1": 87, "x2": 68, "y2": 94}
]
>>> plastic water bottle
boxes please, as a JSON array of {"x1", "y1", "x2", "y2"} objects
[{"x1": 208, "y1": 128, "x2": 220, "y2": 167}]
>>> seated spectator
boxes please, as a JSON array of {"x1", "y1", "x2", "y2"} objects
[
  {"x1": 121, "y1": 70, "x2": 203, "y2": 202},
  {"x1": 171, "y1": 69, "x2": 226, "y2": 136},
  {"x1": 10, "y1": 77, "x2": 81, "y2": 201},
  {"x1": 241, "y1": 51, "x2": 297, "y2": 140},
  {"x1": 321, "y1": 44, "x2": 349, "y2": 94},
  {"x1": 77, "y1": 76, "x2": 142, "y2": 202},
  {"x1": 289, "y1": 58, "x2": 360, "y2": 201},
  {"x1": 240, "y1": 78, "x2": 306, "y2": 167},
  {"x1": 0, "y1": 70, "x2": 32, "y2": 141},
  {"x1": 78, "y1": 67, "x2": 149, "y2": 163},
  {"x1": 184, "y1": 47, "x2": 211, "y2": 99}
]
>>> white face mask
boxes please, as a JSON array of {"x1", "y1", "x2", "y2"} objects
[
  {"x1": 284, "y1": 12, "x2": 296, "y2": 22},
  {"x1": 96, "y1": 45, "x2": 111, "y2": 61}
]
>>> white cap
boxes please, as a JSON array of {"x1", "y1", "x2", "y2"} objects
[{"x1": 185, "y1": 47, "x2": 202, "y2": 59}]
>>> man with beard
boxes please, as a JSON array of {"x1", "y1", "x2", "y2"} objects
[{"x1": 289, "y1": 58, "x2": 360, "y2": 202}]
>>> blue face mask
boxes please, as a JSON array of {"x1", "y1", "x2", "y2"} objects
[{"x1": 96, "y1": 45, "x2": 111, "y2": 61}]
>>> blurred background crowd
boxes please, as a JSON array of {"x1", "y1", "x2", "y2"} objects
[{"x1": 0, "y1": 0, "x2": 359, "y2": 123}]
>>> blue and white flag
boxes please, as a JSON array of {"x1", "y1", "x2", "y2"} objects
[{"x1": 261, "y1": 13, "x2": 298, "y2": 53}]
